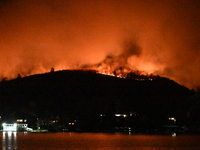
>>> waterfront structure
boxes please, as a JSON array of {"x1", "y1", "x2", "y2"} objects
[
  {"x1": 2, "y1": 123, "x2": 32, "y2": 132},
  {"x1": 2, "y1": 123, "x2": 17, "y2": 131}
]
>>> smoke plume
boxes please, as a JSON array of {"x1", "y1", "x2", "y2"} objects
[{"x1": 0, "y1": 0, "x2": 200, "y2": 89}]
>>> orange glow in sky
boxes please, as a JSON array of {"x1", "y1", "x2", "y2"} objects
[{"x1": 0, "y1": 0, "x2": 200, "y2": 89}]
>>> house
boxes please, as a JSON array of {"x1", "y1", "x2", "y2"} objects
[{"x1": 2, "y1": 118, "x2": 33, "y2": 132}]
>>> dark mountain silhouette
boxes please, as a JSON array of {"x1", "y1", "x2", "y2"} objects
[{"x1": 0, "y1": 70, "x2": 198, "y2": 132}]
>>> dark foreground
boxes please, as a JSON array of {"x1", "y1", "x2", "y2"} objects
[{"x1": 1, "y1": 132, "x2": 200, "y2": 150}]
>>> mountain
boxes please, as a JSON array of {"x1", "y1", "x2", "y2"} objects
[{"x1": 0, "y1": 70, "x2": 198, "y2": 132}]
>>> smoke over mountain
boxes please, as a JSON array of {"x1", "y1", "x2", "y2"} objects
[{"x1": 0, "y1": 0, "x2": 200, "y2": 89}]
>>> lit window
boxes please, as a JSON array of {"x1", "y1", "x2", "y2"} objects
[
  {"x1": 115, "y1": 114, "x2": 128, "y2": 117},
  {"x1": 115, "y1": 114, "x2": 121, "y2": 117},
  {"x1": 69, "y1": 122, "x2": 74, "y2": 125},
  {"x1": 169, "y1": 117, "x2": 176, "y2": 121},
  {"x1": 17, "y1": 119, "x2": 23, "y2": 122}
]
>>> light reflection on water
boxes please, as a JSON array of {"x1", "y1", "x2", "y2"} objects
[
  {"x1": 0, "y1": 132, "x2": 200, "y2": 150},
  {"x1": 2, "y1": 132, "x2": 17, "y2": 150}
]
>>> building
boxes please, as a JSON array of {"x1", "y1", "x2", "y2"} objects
[{"x1": 2, "y1": 118, "x2": 33, "y2": 132}]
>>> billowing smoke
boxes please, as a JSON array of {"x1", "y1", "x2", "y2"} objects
[{"x1": 0, "y1": 0, "x2": 200, "y2": 89}]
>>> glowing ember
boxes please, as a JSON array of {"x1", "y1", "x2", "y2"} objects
[{"x1": 0, "y1": 0, "x2": 200, "y2": 89}]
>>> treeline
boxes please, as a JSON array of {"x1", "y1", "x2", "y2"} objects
[{"x1": 0, "y1": 69, "x2": 199, "y2": 132}]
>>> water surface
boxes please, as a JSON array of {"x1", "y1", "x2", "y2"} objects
[{"x1": 1, "y1": 132, "x2": 200, "y2": 150}]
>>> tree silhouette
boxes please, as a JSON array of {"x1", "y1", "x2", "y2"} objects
[
  {"x1": 50, "y1": 67, "x2": 55, "y2": 73},
  {"x1": 17, "y1": 73, "x2": 22, "y2": 79},
  {"x1": 2, "y1": 77, "x2": 7, "y2": 82}
]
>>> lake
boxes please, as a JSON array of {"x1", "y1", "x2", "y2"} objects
[{"x1": 1, "y1": 132, "x2": 200, "y2": 150}]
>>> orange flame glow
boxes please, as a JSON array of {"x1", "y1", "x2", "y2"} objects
[{"x1": 0, "y1": 0, "x2": 200, "y2": 89}]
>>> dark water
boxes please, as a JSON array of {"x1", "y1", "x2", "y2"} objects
[{"x1": 1, "y1": 132, "x2": 200, "y2": 150}]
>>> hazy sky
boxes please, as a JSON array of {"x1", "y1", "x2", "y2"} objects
[{"x1": 0, "y1": 0, "x2": 200, "y2": 89}]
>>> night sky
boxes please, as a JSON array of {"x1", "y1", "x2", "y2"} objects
[{"x1": 0, "y1": 0, "x2": 200, "y2": 89}]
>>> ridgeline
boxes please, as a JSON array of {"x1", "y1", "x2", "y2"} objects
[{"x1": 0, "y1": 70, "x2": 199, "y2": 133}]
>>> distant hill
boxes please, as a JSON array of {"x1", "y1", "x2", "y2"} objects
[{"x1": 0, "y1": 69, "x2": 198, "y2": 131}]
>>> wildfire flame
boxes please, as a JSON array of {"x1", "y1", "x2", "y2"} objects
[{"x1": 0, "y1": 0, "x2": 200, "y2": 89}]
